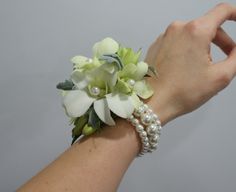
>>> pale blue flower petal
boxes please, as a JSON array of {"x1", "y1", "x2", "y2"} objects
[
  {"x1": 94, "y1": 98, "x2": 115, "y2": 126},
  {"x1": 63, "y1": 90, "x2": 95, "y2": 118},
  {"x1": 106, "y1": 93, "x2": 134, "y2": 118}
]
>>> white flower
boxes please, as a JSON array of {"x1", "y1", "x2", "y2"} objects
[
  {"x1": 92, "y1": 37, "x2": 119, "y2": 58},
  {"x1": 62, "y1": 90, "x2": 134, "y2": 126}
]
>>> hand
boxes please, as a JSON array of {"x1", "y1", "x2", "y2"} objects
[{"x1": 145, "y1": 3, "x2": 236, "y2": 124}]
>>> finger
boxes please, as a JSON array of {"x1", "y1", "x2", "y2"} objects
[
  {"x1": 212, "y1": 47, "x2": 236, "y2": 90},
  {"x1": 213, "y1": 27, "x2": 236, "y2": 55},
  {"x1": 198, "y1": 3, "x2": 236, "y2": 36}
]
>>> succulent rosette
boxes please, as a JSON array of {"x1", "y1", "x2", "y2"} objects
[{"x1": 57, "y1": 37, "x2": 157, "y2": 144}]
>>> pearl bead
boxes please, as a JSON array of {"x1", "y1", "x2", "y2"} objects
[
  {"x1": 134, "y1": 106, "x2": 145, "y2": 117},
  {"x1": 127, "y1": 115, "x2": 134, "y2": 122},
  {"x1": 142, "y1": 104, "x2": 148, "y2": 111},
  {"x1": 127, "y1": 79, "x2": 136, "y2": 87},
  {"x1": 155, "y1": 119, "x2": 161, "y2": 126},
  {"x1": 131, "y1": 118, "x2": 139, "y2": 126},
  {"x1": 150, "y1": 135, "x2": 160, "y2": 143},
  {"x1": 146, "y1": 124, "x2": 158, "y2": 135},
  {"x1": 152, "y1": 114, "x2": 158, "y2": 121},
  {"x1": 136, "y1": 124, "x2": 144, "y2": 132},
  {"x1": 90, "y1": 86, "x2": 100, "y2": 96},
  {"x1": 142, "y1": 137, "x2": 149, "y2": 143},
  {"x1": 141, "y1": 113, "x2": 152, "y2": 125},
  {"x1": 140, "y1": 131, "x2": 147, "y2": 137},
  {"x1": 146, "y1": 109, "x2": 153, "y2": 114}
]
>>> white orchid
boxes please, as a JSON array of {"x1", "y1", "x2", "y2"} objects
[{"x1": 57, "y1": 37, "x2": 156, "y2": 142}]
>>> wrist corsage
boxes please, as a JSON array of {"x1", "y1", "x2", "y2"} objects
[{"x1": 57, "y1": 37, "x2": 161, "y2": 155}]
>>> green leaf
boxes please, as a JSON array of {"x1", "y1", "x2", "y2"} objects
[
  {"x1": 56, "y1": 79, "x2": 74, "y2": 90},
  {"x1": 87, "y1": 107, "x2": 101, "y2": 130},
  {"x1": 71, "y1": 115, "x2": 89, "y2": 145}
]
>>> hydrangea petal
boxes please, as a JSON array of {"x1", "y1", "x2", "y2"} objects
[
  {"x1": 106, "y1": 93, "x2": 134, "y2": 118},
  {"x1": 71, "y1": 70, "x2": 89, "y2": 89},
  {"x1": 133, "y1": 80, "x2": 154, "y2": 99},
  {"x1": 63, "y1": 90, "x2": 95, "y2": 118},
  {"x1": 94, "y1": 99, "x2": 115, "y2": 126},
  {"x1": 135, "y1": 61, "x2": 148, "y2": 80},
  {"x1": 92, "y1": 37, "x2": 119, "y2": 58}
]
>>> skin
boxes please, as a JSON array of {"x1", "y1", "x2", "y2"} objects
[{"x1": 17, "y1": 3, "x2": 236, "y2": 192}]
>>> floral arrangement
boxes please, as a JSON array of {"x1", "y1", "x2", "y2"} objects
[{"x1": 57, "y1": 37, "x2": 157, "y2": 144}]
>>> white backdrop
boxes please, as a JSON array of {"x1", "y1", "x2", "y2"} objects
[{"x1": 0, "y1": 0, "x2": 236, "y2": 191}]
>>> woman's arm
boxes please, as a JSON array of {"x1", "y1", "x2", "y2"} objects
[{"x1": 17, "y1": 3, "x2": 236, "y2": 192}]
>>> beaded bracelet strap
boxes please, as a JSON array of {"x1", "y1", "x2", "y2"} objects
[{"x1": 127, "y1": 102, "x2": 162, "y2": 156}]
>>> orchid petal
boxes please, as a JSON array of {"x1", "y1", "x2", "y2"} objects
[
  {"x1": 135, "y1": 61, "x2": 148, "y2": 80},
  {"x1": 71, "y1": 70, "x2": 89, "y2": 89},
  {"x1": 119, "y1": 63, "x2": 137, "y2": 78},
  {"x1": 106, "y1": 93, "x2": 134, "y2": 118},
  {"x1": 94, "y1": 99, "x2": 115, "y2": 126},
  {"x1": 133, "y1": 80, "x2": 154, "y2": 99},
  {"x1": 92, "y1": 37, "x2": 119, "y2": 58},
  {"x1": 71, "y1": 56, "x2": 91, "y2": 68},
  {"x1": 63, "y1": 90, "x2": 95, "y2": 118},
  {"x1": 130, "y1": 93, "x2": 142, "y2": 109}
]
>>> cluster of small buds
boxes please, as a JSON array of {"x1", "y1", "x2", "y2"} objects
[{"x1": 127, "y1": 102, "x2": 162, "y2": 157}]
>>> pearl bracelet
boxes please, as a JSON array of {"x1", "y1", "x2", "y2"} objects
[{"x1": 127, "y1": 102, "x2": 162, "y2": 156}]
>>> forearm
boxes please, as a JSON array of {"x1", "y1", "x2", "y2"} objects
[
  {"x1": 17, "y1": 88, "x2": 172, "y2": 192},
  {"x1": 17, "y1": 119, "x2": 139, "y2": 192}
]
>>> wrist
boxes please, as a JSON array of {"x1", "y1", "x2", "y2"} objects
[{"x1": 146, "y1": 78, "x2": 179, "y2": 125}]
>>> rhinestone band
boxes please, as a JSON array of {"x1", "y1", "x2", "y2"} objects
[{"x1": 127, "y1": 102, "x2": 162, "y2": 156}]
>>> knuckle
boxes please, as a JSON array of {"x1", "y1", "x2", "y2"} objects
[
  {"x1": 215, "y1": 2, "x2": 231, "y2": 9},
  {"x1": 185, "y1": 20, "x2": 206, "y2": 37},
  {"x1": 169, "y1": 20, "x2": 184, "y2": 29},
  {"x1": 165, "y1": 20, "x2": 184, "y2": 34},
  {"x1": 217, "y1": 70, "x2": 232, "y2": 87}
]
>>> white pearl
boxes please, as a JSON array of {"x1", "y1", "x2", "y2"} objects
[
  {"x1": 127, "y1": 79, "x2": 136, "y2": 87},
  {"x1": 134, "y1": 105, "x2": 145, "y2": 117},
  {"x1": 150, "y1": 135, "x2": 160, "y2": 143},
  {"x1": 146, "y1": 109, "x2": 153, "y2": 114},
  {"x1": 142, "y1": 137, "x2": 149, "y2": 143},
  {"x1": 152, "y1": 114, "x2": 158, "y2": 121},
  {"x1": 127, "y1": 115, "x2": 134, "y2": 122},
  {"x1": 155, "y1": 119, "x2": 161, "y2": 126},
  {"x1": 142, "y1": 104, "x2": 148, "y2": 111},
  {"x1": 147, "y1": 124, "x2": 158, "y2": 135},
  {"x1": 140, "y1": 131, "x2": 147, "y2": 137},
  {"x1": 141, "y1": 113, "x2": 152, "y2": 125},
  {"x1": 90, "y1": 86, "x2": 100, "y2": 96},
  {"x1": 136, "y1": 124, "x2": 144, "y2": 132},
  {"x1": 131, "y1": 118, "x2": 139, "y2": 126}
]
